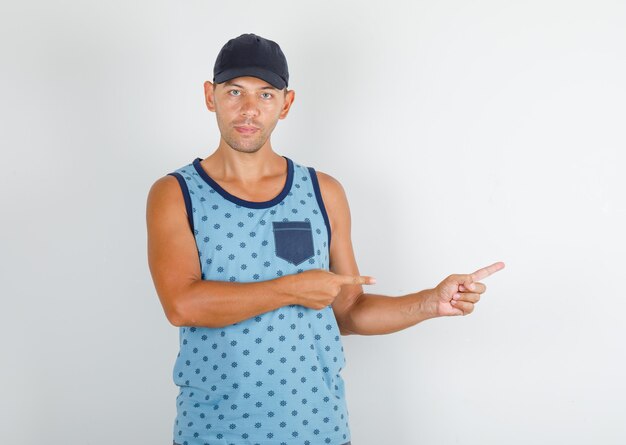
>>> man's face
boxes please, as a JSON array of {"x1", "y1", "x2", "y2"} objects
[{"x1": 205, "y1": 76, "x2": 294, "y2": 154}]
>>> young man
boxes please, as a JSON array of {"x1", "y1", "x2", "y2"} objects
[{"x1": 146, "y1": 33, "x2": 505, "y2": 445}]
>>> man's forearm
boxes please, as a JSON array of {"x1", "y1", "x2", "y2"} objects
[
  {"x1": 340, "y1": 289, "x2": 440, "y2": 336},
  {"x1": 171, "y1": 275, "x2": 296, "y2": 328}
]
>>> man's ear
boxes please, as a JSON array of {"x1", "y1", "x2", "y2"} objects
[
  {"x1": 204, "y1": 81, "x2": 216, "y2": 112},
  {"x1": 279, "y1": 89, "x2": 295, "y2": 120}
]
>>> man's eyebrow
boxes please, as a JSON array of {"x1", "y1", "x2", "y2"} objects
[{"x1": 223, "y1": 80, "x2": 279, "y2": 91}]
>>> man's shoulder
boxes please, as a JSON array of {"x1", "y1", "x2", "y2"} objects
[
  {"x1": 301, "y1": 165, "x2": 348, "y2": 224},
  {"x1": 147, "y1": 158, "x2": 197, "y2": 206},
  {"x1": 309, "y1": 168, "x2": 345, "y2": 199},
  {"x1": 288, "y1": 158, "x2": 342, "y2": 190},
  {"x1": 286, "y1": 157, "x2": 347, "y2": 217}
]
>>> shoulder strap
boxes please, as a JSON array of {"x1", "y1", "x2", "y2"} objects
[
  {"x1": 307, "y1": 166, "x2": 332, "y2": 250},
  {"x1": 167, "y1": 172, "x2": 195, "y2": 234}
]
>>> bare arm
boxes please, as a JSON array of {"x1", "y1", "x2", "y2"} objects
[
  {"x1": 146, "y1": 175, "x2": 298, "y2": 328},
  {"x1": 315, "y1": 170, "x2": 504, "y2": 335},
  {"x1": 337, "y1": 290, "x2": 440, "y2": 335},
  {"x1": 313, "y1": 170, "x2": 437, "y2": 335},
  {"x1": 169, "y1": 278, "x2": 296, "y2": 328},
  {"x1": 342, "y1": 263, "x2": 505, "y2": 335}
]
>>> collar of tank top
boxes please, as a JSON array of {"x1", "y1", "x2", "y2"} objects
[{"x1": 192, "y1": 156, "x2": 294, "y2": 209}]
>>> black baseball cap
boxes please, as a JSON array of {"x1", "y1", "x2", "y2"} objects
[{"x1": 213, "y1": 33, "x2": 289, "y2": 90}]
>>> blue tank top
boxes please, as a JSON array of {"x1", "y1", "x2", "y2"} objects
[{"x1": 166, "y1": 155, "x2": 351, "y2": 445}]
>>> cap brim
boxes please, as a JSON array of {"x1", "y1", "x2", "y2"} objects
[{"x1": 214, "y1": 67, "x2": 286, "y2": 89}]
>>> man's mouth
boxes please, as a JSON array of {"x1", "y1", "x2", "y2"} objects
[{"x1": 234, "y1": 125, "x2": 260, "y2": 134}]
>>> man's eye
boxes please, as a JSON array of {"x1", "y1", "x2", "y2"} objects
[
  {"x1": 229, "y1": 90, "x2": 240, "y2": 96},
  {"x1": 261, "y1": 93, "x2": 272, "y2": 99}
]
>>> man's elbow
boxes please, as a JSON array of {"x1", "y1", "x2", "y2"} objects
[
  {"x1": 161, "y1": 289, "x2": 190, "y2": 327},
  {"x1": 161, "y1": 280, "x2": 199, "y2": 327},
  {"x1": 338, "y1": 312, "x2": 359, "y2": 335},
  {"x1": 336, "y1": 292, "x2": 364, "y2": 336},
  {"x1": 339, "y1": 325, "x2": 356, "y2": 336},
  {"x1": 164, "y1": 303, "x2": 186, "y2": 327}
]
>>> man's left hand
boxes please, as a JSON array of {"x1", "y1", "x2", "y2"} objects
[{"x1": 430, "y1": 261, "x2": 505, "y2": 317}]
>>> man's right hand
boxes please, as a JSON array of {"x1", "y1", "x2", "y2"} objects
[{"x1": 279, "y1": 269, "x2": 376, "y2": 310}]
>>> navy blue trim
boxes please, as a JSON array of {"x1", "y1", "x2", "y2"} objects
[
  {"x1": 167, "y1": 172, "x2": 195, "y2": 234},
  {"x1": 307, "y1": 166, "x2": 332, "y2": 252},
  {"x1": 192, "y1": 156, "x2": 294, "y2": 209}
]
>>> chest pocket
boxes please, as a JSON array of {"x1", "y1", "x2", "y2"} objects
[{"x1": 272, "y1": 220, "x2": 315, "y2": 266}]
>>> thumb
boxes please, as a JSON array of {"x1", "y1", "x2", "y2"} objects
[{"x1": 460, "y1": 274, "x2": 476, "y2": 291}]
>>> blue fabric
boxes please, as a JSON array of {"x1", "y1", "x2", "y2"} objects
[{"x1": 166, "y1": 156, "x2": 351, "y2": 445}]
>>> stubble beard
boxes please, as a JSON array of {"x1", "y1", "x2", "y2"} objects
[{"x1": 223, "y1": 128, "x2": 268, "y2": 154}]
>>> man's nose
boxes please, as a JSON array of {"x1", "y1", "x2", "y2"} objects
[{"x1": 240, "y1": 96, "x2": 259, "y2": 117}]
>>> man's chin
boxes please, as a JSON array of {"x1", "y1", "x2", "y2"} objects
[
  {"x1": 228, "y1": 144, "x2": 264, "y2": 154},
  {"x1": 226, "y1": 136, "x2": 267, "y2": 153}
]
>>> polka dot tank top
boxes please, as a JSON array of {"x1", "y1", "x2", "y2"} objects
[{"x1": 166, "y1": 155, "x2": 351, "y2": 445}]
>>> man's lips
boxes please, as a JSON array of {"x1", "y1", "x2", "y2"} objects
[{"x1": 234, "y1": 125, "x2": 259, "y2": 134}]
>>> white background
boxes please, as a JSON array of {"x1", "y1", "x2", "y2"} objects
[{"x1": 2, "y1": 1, "x2": 625, "y2": 444}]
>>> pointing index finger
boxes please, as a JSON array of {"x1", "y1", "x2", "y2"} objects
[
  {"x1": 470, "y1": 261, "x2": 505, "y2": 282},
  {"x1": 337, "y1": 274, "x2": 377, "y2": 285}
]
